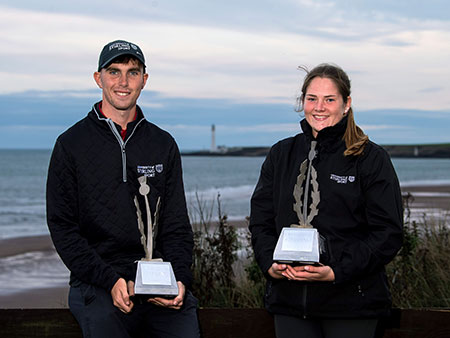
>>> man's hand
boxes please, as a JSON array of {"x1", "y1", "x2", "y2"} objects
[
  {"x1": 147, "y1": 281, "x2": 186, "y2": 310},
  {"x1": 111, "y1": 278, "x2": 134, "y2": 313},
  {"x1": 282, "y1": 264, "x2": 335, "y2": 282}
]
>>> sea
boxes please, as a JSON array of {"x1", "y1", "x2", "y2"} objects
[{"x1": 1, "y1": 149, "x2": 450, "y2": 296}]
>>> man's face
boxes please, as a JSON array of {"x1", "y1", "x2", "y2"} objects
[{"x1": 94, "y1": 59, "x2": 148, "y2": 115}]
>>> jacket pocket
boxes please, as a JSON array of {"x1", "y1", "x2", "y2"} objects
[{"x1": 358, "y1": 271, "x2": 392, "y2": 310}]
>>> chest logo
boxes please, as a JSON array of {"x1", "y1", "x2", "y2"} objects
[
  {"x1": 137, "y1": 164, "x2": 164, "y2": 178},
  {"x1": 330, "y1": 174, "x2": 355, "y2": 184}
]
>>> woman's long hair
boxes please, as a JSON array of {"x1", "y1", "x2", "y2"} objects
[{"x1": 296, "y1": 63, "x2": 368, "y2": 156}]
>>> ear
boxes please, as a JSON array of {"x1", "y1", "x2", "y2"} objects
[
  {"x1": 93, "y1": 71, "x2": 103, "y2": 89},
  {"x1": 345, "y1": 96, "x2": 352, "y2": 112},
  {"x1": 141, "y1": 73, "x2": 149, "y2": 89}
]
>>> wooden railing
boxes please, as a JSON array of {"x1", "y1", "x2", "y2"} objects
[{"x1": 1, "y1": 308, "x2": 449, "y2": 338}]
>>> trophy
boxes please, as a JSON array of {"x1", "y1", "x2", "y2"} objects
[
  {"x1": 273, "y1": 141, "x2": 323, "y2": 265},
  {"x1": 134, "y1": 175, "x2": 179, "y2": 298}
]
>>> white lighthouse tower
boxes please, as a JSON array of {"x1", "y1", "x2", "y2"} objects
[{"x1": 211, "y1": 124, "x2": 217, "y2": 153}]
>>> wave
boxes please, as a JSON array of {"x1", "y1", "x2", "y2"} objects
[
  {"x1": 0, "y1": 251, "x2": 69, "y2": 295},
  {"x1": 400, "y1": 179, "x2": 450, "y2": 187}
]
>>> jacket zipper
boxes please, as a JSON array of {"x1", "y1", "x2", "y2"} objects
[
  {"x1": 105, "y1": 118, "x2": 145, "y2": 183},
  {"x1": 302, "y1": 284, "x2": 308, "y2": 318}
]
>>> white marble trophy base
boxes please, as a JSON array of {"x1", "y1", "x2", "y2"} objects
[
  {"x1": 134, "y1": 261, "x2": 179, "y2": 298},
  {"x1": 273, "y1": 227, "x2": 320, "y2": 265}
]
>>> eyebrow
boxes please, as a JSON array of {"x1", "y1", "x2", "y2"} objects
[
  {"x1": 305, "y1": 94, "x2": 338, "y2": 98},
  {"x1": 129, "y1": 68, "x2": 142, "y2": 73},
  {"x1": 105, "y1": 66, "x2": 142, "y2": 72}
]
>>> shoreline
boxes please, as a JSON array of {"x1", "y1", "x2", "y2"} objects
[
  {"x1": 400, "y1": 184, "x2": 450, "y2": 213},
  {"x1": 0, "y1": 184, "x2": 449, "y2": 309}
]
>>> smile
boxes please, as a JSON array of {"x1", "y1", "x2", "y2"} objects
[
  {"x1": 116, "y1": 92, "x2": 130, "y2": 97},
  {"x1": 313, "y1": 115, "x2": 328, "y2": 121}
]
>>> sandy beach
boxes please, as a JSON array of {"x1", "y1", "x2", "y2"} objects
[{"x1": 1, "y1": 184, "x2": 449, "y2": 309}]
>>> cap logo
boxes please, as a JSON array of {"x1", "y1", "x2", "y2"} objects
[{"x1": 109, "y1": 42, "x2": 131, "y2": 51}]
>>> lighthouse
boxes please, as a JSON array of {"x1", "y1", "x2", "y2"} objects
[{"x1": 211, "y1": 124, "x2": 217, "y2": 153}]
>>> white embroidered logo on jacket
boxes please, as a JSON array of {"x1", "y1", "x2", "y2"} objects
[
  {"x1": 137, "y1": 165, "x2": 164, "y2": 177},
  {"x1": 330, "y1": 174, "x2": 355, "y2": 184}
]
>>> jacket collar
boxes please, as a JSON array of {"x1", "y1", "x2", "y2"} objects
[
  {"x1": 300, "y1": 116, "x2": 348, "y2": 153},
  {"x1": 90, "y1": 101, "x2": 146, "y2": 132}
]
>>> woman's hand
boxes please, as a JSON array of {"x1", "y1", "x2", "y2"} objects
[
  {"x1": 268, "y1": 262, "x2": 288, "y2": 279},
  {"x1": 282, "y1": 264, "x2": 335, "y2": 282}
]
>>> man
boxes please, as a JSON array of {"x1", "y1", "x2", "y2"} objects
[{"x1": 46, "y1": 40, "x2": 200, "y2": 338}]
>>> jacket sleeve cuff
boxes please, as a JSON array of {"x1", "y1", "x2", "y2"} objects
[
  {"x1": 330, "y1": 264, "x2": 345, "y2": 284},
  {"x1": 105, "y1": 273, "x2": 122, "y2": 292},
  {"x1": 176, "y1": 274, "x2": 192, "y2": 290},
  {"x1": 173, "y1": 268, "x2": 192, "y2": 290}
]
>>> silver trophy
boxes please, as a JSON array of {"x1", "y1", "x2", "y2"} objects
[
  {"x1": 273, "y1": 141, "x2": 323, "y2": 265},
  {"x1": 134, "y1": 175, "x2": 179, "y2": 298}
]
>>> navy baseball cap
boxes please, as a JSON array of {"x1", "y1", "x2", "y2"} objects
[{"x1": 98, "y1": 40, "x2": 146, "y2": 71}]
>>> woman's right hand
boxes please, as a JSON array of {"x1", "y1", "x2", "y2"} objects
[{"x1": 268, "y1": 262, "x2": 288, "y2": 279}]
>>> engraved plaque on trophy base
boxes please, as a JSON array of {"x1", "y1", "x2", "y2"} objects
[
  {"x1": 273, "y1": 227, "x2": 320, "y2": 265},
  {"x1": 135, "y1": 261, "x2": 179, "y2": 298}
]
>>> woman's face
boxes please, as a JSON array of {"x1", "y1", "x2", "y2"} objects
[{"x1": 303, "y1": 77, "x2": 351, "y2": 138}]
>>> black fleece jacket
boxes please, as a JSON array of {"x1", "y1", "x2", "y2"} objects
[
  {"x1": 249, "y1": 117, "x2": 403, "y2": 318},
  {"x1": 46, "y1": 102, "x2": 193, "y2": 292}
]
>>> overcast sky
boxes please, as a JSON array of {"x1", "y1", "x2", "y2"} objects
[{"x1": 1, "y1": 0, "x2": 449, "y2": 149}]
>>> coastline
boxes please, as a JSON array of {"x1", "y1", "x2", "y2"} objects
[
  {"x1": 181, "y1": 144, "x2": 450, "y2": 158},
  {"x1": 0, "y1": 184, "x2": 449, "y2": 309}
]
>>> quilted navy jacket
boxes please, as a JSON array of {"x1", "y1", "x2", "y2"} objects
[
  {"x1": 46, "y1": 102, "x2": 193, "y2": 292},
  {"x1": 249, "y1": 117, "x2": 403, "y2": 318}
]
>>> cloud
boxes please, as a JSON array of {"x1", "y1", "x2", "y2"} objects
[
  {"x1": 1, "y1": 3, "x2": 450, "y2": 111},
  {"x1": 418, "y1": 86, "x2": 444, "y2": 93},
  {"x1": 360, "y1": 124, "x2": 408, "y2": 131},
  {"x1": 226, "y1": 123, "x2": 300, "y2": 133}
]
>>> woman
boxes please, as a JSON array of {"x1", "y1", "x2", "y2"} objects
[{"x1": 249, "y1": 63, "x2": 403, "y2": 338}]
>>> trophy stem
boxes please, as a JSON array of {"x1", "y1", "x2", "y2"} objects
[
  {"x1": 302, "y1": 141, "x2": 317, "y2": 226},
  {"x1": 138, "y1": 176, "x2": 154, "y2": 260},
  {"x1": 144, "y1": 193, "x2": 153, "y2": 260}
]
